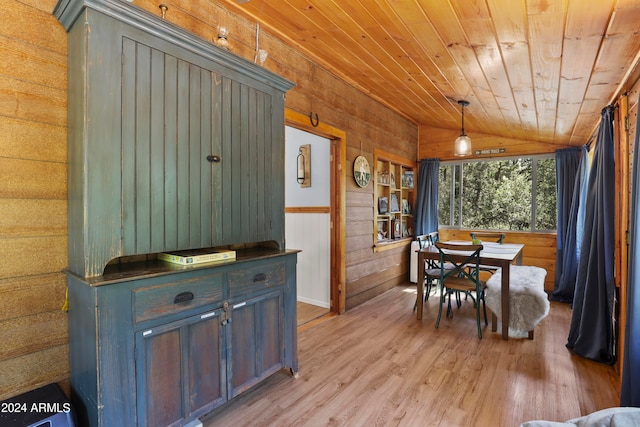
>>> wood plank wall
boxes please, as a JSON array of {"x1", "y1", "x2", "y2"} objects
[
  {"x1": 0, "y1": 0, "x2": 70, "y2": 400},
  {"x1": 629, "y1": 88, "x2": 639, "y2": 194}
]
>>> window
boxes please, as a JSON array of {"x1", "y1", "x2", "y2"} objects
[{"x1": 438, "y1": 156, "x2": 556, "y2": 231}]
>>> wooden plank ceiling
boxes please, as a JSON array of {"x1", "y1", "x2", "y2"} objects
[{"x1": 218, "y1": 0, "x2": 640, "y2": 147}]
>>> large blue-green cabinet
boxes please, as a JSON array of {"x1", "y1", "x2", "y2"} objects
[{"x1": 54, "y1": 0, "x2": 297, "y2": 426}]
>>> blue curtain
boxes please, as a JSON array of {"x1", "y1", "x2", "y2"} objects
[
  {"x1": 566, "y1": 106, "x2": 616, "y2": 364},
  {"x1": 552, "y1": 146, "x2": 590, "y2": 304},
  {"x1": 414, "y1": 158, "x2": 440, "y2": 235},
  {"x1": 621, "y1": 93, "x2": 640, "y2": 406}
]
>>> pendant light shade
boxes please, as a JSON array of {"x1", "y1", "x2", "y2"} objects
[
  {"x1": 454, "y1": 100, "x2": 471, "y2": 156},
  {"x1": 454, "y1": 134, "x2": 471, "y2": 156}
]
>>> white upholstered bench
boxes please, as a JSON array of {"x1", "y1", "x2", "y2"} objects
[{"x1": 484, "y1": 265, "x2": 549, "y2": 339}]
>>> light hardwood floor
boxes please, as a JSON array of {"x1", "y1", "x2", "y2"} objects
[
  {"x1": 297, "y1": 301, "x2": 330, "y2": 327},
  {"x1": 202, "y1": 284, "x2": 620, "y2": 427}
]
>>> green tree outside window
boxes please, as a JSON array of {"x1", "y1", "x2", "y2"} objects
[{"x1": 438, "y1": 156, "x2": 556, "y2": 232}]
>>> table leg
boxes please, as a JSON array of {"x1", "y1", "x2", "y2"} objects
[
  {"x1": 417, "y1": 251, "x2": 425, "y2": 320},
  {"x1": 501, "y1": 262, "x2": 510, "y2": 340}
]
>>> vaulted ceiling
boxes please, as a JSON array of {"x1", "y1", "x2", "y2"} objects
[{"x1": 220, "y1": 0, "x2": 640, "y2": 147}]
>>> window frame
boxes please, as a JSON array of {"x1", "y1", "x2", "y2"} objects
[{"x1": 439, "y1": 154, "x2": 557, "y2": 233}]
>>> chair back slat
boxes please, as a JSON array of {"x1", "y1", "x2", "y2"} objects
[
  {"x1": 415, "y1": 231, "x2": 441, "y2": 248},
  {"x1": 426, "y1": 231, "x2": 440, "y2": 245},
  {"x1": 470, "y1": 232, "x2": 505, "y2": 243},
  {"x1": 426, "y1": 232, "x2": 442, "y2": 269},
  {"x1": 415, "y1": 234, "x2": 429, "y2": 249},
  {"x1": 416, "y1": 232, "x2": 444, "y2": 270}
]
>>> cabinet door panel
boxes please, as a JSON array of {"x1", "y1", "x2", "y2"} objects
[
  {"x1": 136, "y1": 309, "x2": 225, "y2": 427},
  {"x1": 259, "y1": 295, "x2": 282, "y2": 374},
  {"x1": 122, "y1": 42, "x2": 220, "y2": 255},
  {"x1": 138, "y1": 327, "x2": 184, "y2": 427},
  {"x1": 229, "y1": 302, "x2": 256, "y2": 392},
  {"x1": 229, "y1": 291, "x2": 283, "y2": 397},
  {"x1": 188, "y1": 313, "x2": 225, "y2": 414},
  {"x1": 220, "y1": 79, "x2": 281, "y2": 246}
]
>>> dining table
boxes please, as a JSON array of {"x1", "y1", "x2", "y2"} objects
[{"x1": 416, "y1": 240, "x2": 525, "y2": 340}]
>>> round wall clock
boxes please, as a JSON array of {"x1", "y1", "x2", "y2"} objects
[{"x1": 353, "y1": 155, "x2": 371, "y2": 188}]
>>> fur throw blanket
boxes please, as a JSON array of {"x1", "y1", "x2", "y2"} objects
[
  {"x1": 484, "y1": 265, "x2": 549, "y2": 338},
  {"x1": 519, "y1": 407, "x2": 640, "y2": 427}
]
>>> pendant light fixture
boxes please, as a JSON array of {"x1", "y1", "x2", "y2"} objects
[{"x1": 454, "y1": 100, "x2": 471, "y2": 156}]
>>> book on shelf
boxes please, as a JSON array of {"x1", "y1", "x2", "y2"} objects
[
  {"x1": 390, "y1": 193, "x2": 400, "y2": 212},
  {"x1": 378, "y1": 196, "x2": 389, "y2": 214},
  {"x1": 402, "y1": 171, "x2": 414, "y2": 188},
  {"x1": 158, "y1": 248, "x2": 236, "y2": 265},
  {"x1": 402, "y1": 199, "x2": 411, "y2": 214},
  {"x1": 377, "y1": 220, "x2": 388, "y2": 241},
  {"x1": 391, "y1": 219, "x2": 401, "y2": 239}
]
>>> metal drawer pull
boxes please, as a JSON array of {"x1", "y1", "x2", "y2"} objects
[
  {"x1": 174, "y1": 291, "x2": 194, "y2": 304},
  {"x1": 206, "y1": 154, "x2": 221, "y2": 163},
  {"x1": 253, "y1": 273, "x2": 267, "y2": 282}
]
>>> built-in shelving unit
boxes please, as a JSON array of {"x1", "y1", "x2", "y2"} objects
[{"x1": 374, "y1": 149, "x2": 416, "y2": 250}]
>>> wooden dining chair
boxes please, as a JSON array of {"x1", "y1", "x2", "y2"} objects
[
  {"x1": 413, "y1": 232, "x2": 453, "y2": 311},
  {"x1": 434, "y1": 242, "x2": 488, "y2": 338},
  {"x1": 423, "y1": 232, "x2": 446, "y2": 299},
  {"x1": 470, "y1": 232, "x2": 506, "y2": 273},
  {"x1": 470, "y1": 232, "x2": 506, "y2": 244}
]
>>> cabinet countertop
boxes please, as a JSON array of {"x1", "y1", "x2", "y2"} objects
[{"x1": 67, "y1": 248, "x2": 301, "y2": 287}]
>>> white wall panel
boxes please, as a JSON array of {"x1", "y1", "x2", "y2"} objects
[{"x1": 285, "y1": 212, "x2": 330, "y2": 307}]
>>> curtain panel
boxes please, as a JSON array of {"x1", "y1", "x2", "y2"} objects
[
  {"x1": 414, "y1": 159, "x2": 440, "y2": 236},
  {"x1": 621, "y1": 92, "x2": 640, "y2": 406},
  {"x1": 566, "y1": 106, "x2": 616, "y2": 364},
  {"x1": 552, "y1": 146, "x2": 590, "y2": 304}
]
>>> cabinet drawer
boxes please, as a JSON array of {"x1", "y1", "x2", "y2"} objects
[
  {"x1": 228, "y1": 261, "x2": 286, "y2": 297},
  {"x1": 133, "y1": 273, "x2": 224, "y2": 323}
]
